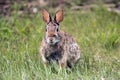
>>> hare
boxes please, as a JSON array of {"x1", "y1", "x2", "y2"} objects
[{"x1": 40, "y1": 9, "x2": 80, "y2": 68}]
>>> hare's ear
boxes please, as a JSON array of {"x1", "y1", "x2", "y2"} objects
[
  {"x1": 42, "y1": 9, "x2": 52, "y2": 23},
  {"x1": 54, "y1": 10, "x2": 64, "y2": 23}
]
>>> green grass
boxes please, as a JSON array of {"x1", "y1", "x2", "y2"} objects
[{"x1": 0, "y1": 7, "x2": 120, "y2": 80}]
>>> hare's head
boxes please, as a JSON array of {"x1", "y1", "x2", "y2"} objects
[{"x1": 42, "y1": 9, "x2": 64, "y2": 45}]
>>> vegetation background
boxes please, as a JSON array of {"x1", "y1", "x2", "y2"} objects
[{"x1": 0, "y1": 0, "x2": 120, "y2": 80}]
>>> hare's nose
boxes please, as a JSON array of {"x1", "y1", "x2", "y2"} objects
[
  {"x1": 49, "y1": 37, "x2": 53, "y2": 40},
  {"x1": 49, "y1": 38, "x2": 53, "y2": 43},
  {"x1": 50, "y1": 38, "x2": 52, "y2": 41}
]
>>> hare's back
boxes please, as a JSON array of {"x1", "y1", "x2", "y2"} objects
[
  {"x1": 61, "y1": 31, "x2": 80, "y2": 64},
  {"x1": 60, "y1": 31, "x2": 80, "y2": 55}
]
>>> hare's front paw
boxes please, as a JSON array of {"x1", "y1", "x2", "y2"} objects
[
  {"x1": 59, "y1": 62, "x2": 66, "y2": 68},
  {"x1": 42, "y1": 57, "x2": 49, "y2": 64},
  {"x1": 59, "y1": 58, "x2": 67, "y2": 68}
]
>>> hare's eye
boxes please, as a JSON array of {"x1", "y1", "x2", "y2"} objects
[{"x1": 56, "y1": 28, "x2": 59, "y2": 32}]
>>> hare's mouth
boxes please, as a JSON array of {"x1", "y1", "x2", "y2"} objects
[
  {"x1": 49, "y1": 40, "x2": 54, "y2": 44},
  {"x1": 48, "y1": 41, "x2": 56, "y2": 45}
]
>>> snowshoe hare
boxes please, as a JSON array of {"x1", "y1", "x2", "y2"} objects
[{"x1": 40, "y1": 9, "x2": 80, "y2": 68}]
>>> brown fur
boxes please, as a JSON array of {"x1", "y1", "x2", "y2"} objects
[{"x1": 40, "y1": 9, "x2": 80, "y2": 68}]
